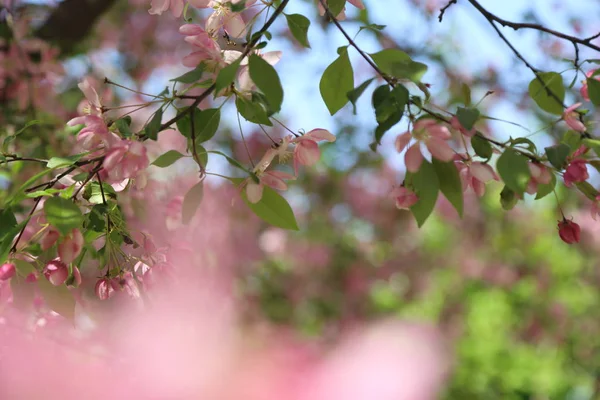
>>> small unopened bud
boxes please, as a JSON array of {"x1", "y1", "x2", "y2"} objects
[
  {"x1": 0, "y1": 263, "x2": 16, "y2": 281},
  {"x1": 95, "y1": 278, "x2": 114, "y2": 300},
  {"x1": 558, "y1": 219, "x2": 581, "y2": 244}
]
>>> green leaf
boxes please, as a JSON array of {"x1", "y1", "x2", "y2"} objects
[
  {"x1": 46, "y1": 153, "x2": 85, "y2": 169},
  {"x1": 215, "y1": 58, "x2": 241, "y2": 94},
  {"x1": 510, "y1": 137, "x2": 537, "y2": 154},
  {"x1": 561, "y1": 130, "x2": 582, "y2": 151},
  {"x1": 583, "y1": 138, "x2": 600, "y2": 157},
  {"x1": 0, "y1": 208, "x2": 17, "y2": 240},
  {"x1": 576, "y1": 181, "x2": 599, "y2": 201},
  {"x1": 152, "y1": 150, "x2": 186, "y2": 168},
  {"x1": 208, "y1": 150, "x2": 250, "y2": 173},
  {"x1": 115, "y1": 116, "x2": 133, "y2": 138},
  {"x1": 432, "y1": 158, "x2": 463, "y2": 217},
  {"x1": 500, "y1": 186, "x2": 518, "y2": 210},
  {"x1": 176, "y1": 108, "x2": 221, "y2": 142},
  {"x1": 236, "y1": 95, "x2": 273, "y2": 125},
  {"x1": 327, "y1": 0, "x2": 346, "y2": 16},
  {"x1": 43, "y1": 197, "x2": 83, "y2": 234},
  {"x1": 37, "y1": 277, "x2": 75, "y2": 320},
  {"x1": 496, "y1": 148, "x2": 530, "y2": 194},
  {"x1": 588, "y1": 77, "x2": 600, "y2": 106},
  {"x1": 0, "y1": 219, "x2": 29, "y2": 264},
  {"x1": 462, "y1": 83, "x2": 471, "y2": 106},
  {"x1": 535, "y1": 173, "x2": 556, "y2": 200},
  {"x1": 25, "y1": 189, "x2": 63, "y2": 198},
  {"x1": 13, "y1": 259, "x2": 36, "y2": 278},
  {"x1": 171, "y1": 64, "x2": 205, "y2": 83},
  {"x1": 319, "y1": 47, "x2": 354, "y2": 115},
  {"x1": 456, "y1": 107, "x2": 480, "y2": 130},
  {"x1": 370, "y1": 49, "x2": 428, "y2": 82},
  {"x1": 407, "y1": 160, "x2": 439, "y2": 227},
  {"x1": 242, "y1": 184, "x2": 299, "y2": 230},
  {"x1": 145, "y1": 108, "x2": 163, "y2": 141},
  {"x1": 249, "y1": 54, "x2": 284, "y2": 113},
  {"x1": 371, "y1": 84, "x2": 409, "y2": 144},
  {"x1": 347, "y1": 78, "x2": 374, "y2": 115},
  {"x1": 471, "y1": 135, "x2": 493, "y2": 159},
  {"x1": 182, "y1": 181, "x2": 204, "y2": 223},
  {"x1": 358, "y1": 23, "x2": 386, "y2": 34},
  {"x1": 83, "y1": 182, "x2": 116, "y2": 205},
  {"x1": 285, "y1": 13, "x2": 311, "y2": 48},
  {"x1": 188, "y1": 143, "x2": 208, "y2": 168},
  {"x1": 545, "y1": 144, "x2": 570, "y2": 170},
  {"x1": 528, "y1": 72, "x2": 565, "y2": 115}
]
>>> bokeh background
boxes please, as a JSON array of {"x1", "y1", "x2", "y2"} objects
[{"x1": 3, "y1": 0, "x2": 600, "y2": 398}]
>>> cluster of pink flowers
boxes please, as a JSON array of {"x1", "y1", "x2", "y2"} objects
[
  {"x1": 246, "y1": 129, "x2": 337, "y2": 203},
  {"x1": 68, "y1": 79, "x2": 149, "y2": 184}
]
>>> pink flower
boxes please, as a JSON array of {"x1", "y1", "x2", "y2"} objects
[
  {"x1": 103, "y1": 140, "x2": 149, "y2": 181},
  {"x1": 95, "y1": 278, "x2": 115, "y2": 300},
  {"x1": 318, "y1": 0, "x2": 365, "y2": 20},
  {"x1": 454, "y1": 156, "x2": 499, "y2": 197},
  {"x1": 180, "y1": 24, "x2": 223, "y2": 68},
  {"x1": 580, "y1": 69, "x2": 600, "y2": 101},
  {"x1": 563, "y1": 158, "x2": 588, "y2": 187},
  {"x1": 202, "y1": 0, "x2": 257, "y2": 38},
  {"x1": 57, "y1": 229, "x2": 84, "y2": 264},
  {"x1": 40, "y1": 228, "x2": 60, "y2": 250},
  {"x1": 43, "y1": 259, "x2": 69, "y2": 286},
  {"x1": 77, "y1": 78, "x2": 102, "y2": 114},
  {"x1": 450, "y1": 116, "x2": 476, "y2": 137},
  {"x1": 558, "y1": 219, "x2": 580, "y2": 244},
  {"x1": 563, "y1": 103, "x2": 586, "y2": 132},
  {"x1": 68, "y1": 114, "x2": 119, "y2": 151},
  {"x1": 246, "y1": 170, "x2": 296, "y2": 204},
  {"x1": 396, "y1": 120, "x2": 454, "y2": 173},
  {"x1": 390, "y1": 186, "x2": 418, "y2": 210},
  {"x1": 0, "y1": 263, "x2": 16, "y2": 281},
  {"x1": 591, "y1": 195, "x2": 600, "y2": 221},
  {"x1": 526, "y1": 163, "x2": 553, "y2": 194},
  {"x1": 291, "y1": 129, "x2": 336, "y2": 174},
  {"x1": 148, "y1": 0, "x2": 184, "y2": 17}
]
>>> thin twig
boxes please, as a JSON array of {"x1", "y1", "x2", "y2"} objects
[{"x1": 438, "y1": 0, "x2": 457, "y2": 23}]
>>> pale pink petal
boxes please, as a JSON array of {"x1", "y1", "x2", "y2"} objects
[
  {"x1": 261, "y1": 174, "x2": 288, "y2": 191},
  {"x1": 187, "y1": 0, "x2": 213, "y2": 8},
  {"x1": 170, "y1": 0, "x2": 184, "y2": 17},
  {"x1": 395, "y1": 132, "x2": 411, "y2": 153},
  {"x1": 405, "y1": 144, "x2": 424, "y2": 173},
  {"x1": 305, "y1": 129, "x2": 336, "y2": 143},
  {"x1": 78, "y1": 79, "x2": 101, "y2": 108},
  {"x1": 261, "y1": 51, "x2": 283, "y2": 66},
  {"x1": 472, "y1": 178, "x2": 486, "y2": 197},
  {"x1": 295, "y1": 140, "x2": 321, "y2": 167},
  {"x1": 67, "y1": 116, "x2": 87, "y2": 126},
  {"x1": 246, "y1": 182, "x2": 263, "y2": 204},
  {"x1": 347, "y1": 0, "x2": 365, "y2": 9},
  {"x1": 148, "y1": 0, "x2": 169, "y2": 15},
  {"x1": 426, "y1": 137, "x2": 454, "y2": 162},
  {"x1": 238, "y1": 66, "x2": 253, "y2": 92},
  {"x1": 206, "y1": 12, "x2": 222, "y2": 35},
  {"x1": 266, "y1": 170, "x2": 296, "y2": 181},
  {"x1": 182, "y1": 52, "x2": 206, "y2": 68},
  {"x1": 179, "y1": 24, "x2": 206, "y2": 35},
  {"x1": 470, "y1": 162, "x2": 496, "y2": 183},
  {"x1": 223, "y1": 13, "x2": 247, "y2": 38},
  {"x1": 566, "y1": 117, "x2": 586, "y2": 133}
]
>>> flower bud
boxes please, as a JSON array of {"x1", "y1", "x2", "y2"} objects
[
  {"x1": 95, "y1": 278, "x2": 114, "y2": 300},
  {"x1": 0, "y1": 263, "x2": 16, "y2": 281},
  {"x1": 43, "y1": 259, "x2": 69, "y2": 286},
  {"x1": 40, "y1": 228, "x2": 60, "y2": 250},
  {"x1": 558, "y1": 219, "x2": 581, "y2": 244}
]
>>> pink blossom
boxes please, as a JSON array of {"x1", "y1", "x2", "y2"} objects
[
  {"x1": 78, "y1": 78, "x2": 102, "y2": 114},
  {"x1": 318, "y1": 0, "x2": 365, "y2": 20},
  {"x1": 40, "y1": 228, "x2": 60, "y2": 250},
  {"x1": 390, "y1": 186, "x2": 418, "y2": 209},
  {"x1": 201, "y1": 0, "x2": 257, "y2": 38},
  {"x1": 558, "y1": 219, "x2": 580, "y2": 244},
  {"x1": 68, "y1": 115, "x2": 119, "y2": 151},
  {"x1": 581, "y1": 69, "x2": 600, "y2": 101},
  {"x1": 95, "y1": 278, "x2": 115, "y2": 300},
  {"x1": 103, "y1": 140, "x2": 149, "y2": 181},
  {"x1": 526, "y1": 163, "x2": 553, "y2": 194},
  {"x1": 450, "y1": 115, "x2": 476, "y2": 137},
  {"x1": 0, "y1": 263, "x2": 16, "y2": 281},
  {"x1": 396, "y1": 120, "x2": 454, "y2": 173},
  {"x1": 291, "y1": 129, "x2": 336, "y2": 174},
  {"x1": 57, "y1": 229, "x2": 84, "y2": 264},
  {"x1": 180, "y1": 24, "x2": 223, "y2": 68},
  {"x1": 148, "y1": 0, "x2": 184, "y2": 17},
  {"x1": 563, "y1": 103, "x2": 586, "y2": 132},
  {"x1": 246, "y1": 170, "x2": 296, "y2": 204},
  {"x1": 563, "y1": 158, "x2": 588, "y2": 187},
  {"x1": 454, "y1": 157, "x2": 499, "y2": 197},
  {"x1": 43, "y1": 259, "x2": 69, "y2": 286}
]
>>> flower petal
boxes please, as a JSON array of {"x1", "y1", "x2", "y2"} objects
[{"x1": 405, "y1": 144, "x2": 424, "y2": 173}]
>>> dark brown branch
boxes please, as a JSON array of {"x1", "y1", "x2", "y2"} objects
[
  {"x1": 466, "y1": 0, "x2": 600, "y2": 53},
  {"x1": 438, "y1": 0, "x2": 458, "y2": 23}
]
